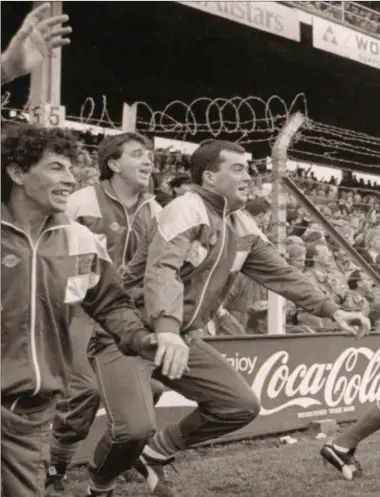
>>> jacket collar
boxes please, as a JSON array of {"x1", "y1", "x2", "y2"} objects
[
  {"x1": 191, "y1": 185, "x2": 245, "y2": 216},
  {"x1": 1, "y1": 202, "x2": 70, "y2": 232},
  {"x1": 100, "y1": 180, "x2": 155, "y2": 208}
]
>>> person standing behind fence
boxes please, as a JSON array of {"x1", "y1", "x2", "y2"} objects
[{"x1": 46, "y1": 132, "x2": 165, "y2": 497}]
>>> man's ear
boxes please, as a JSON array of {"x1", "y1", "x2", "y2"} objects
[
  {"x1": 6, "y1": 163, "x2": 25, "y2": 186},
  {"x1": 107, "y1": 158, "x2": 120, "y2": 174},
  {"x1": 203, "y1": 170, "x2": 215, "y2": 187}
]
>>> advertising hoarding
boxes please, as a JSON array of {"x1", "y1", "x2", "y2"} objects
[
  {"x1": 313, "y1": 17, "x2": 380, "y2": 70},
  {"x1": 73, "y1": 333, "x2": 380, "y2": 463}
]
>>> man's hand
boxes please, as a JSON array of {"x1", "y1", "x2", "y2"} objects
[
  {"x1": 1, "y1": 3, "x2": 71, "y2": 82},
  {"x1": 142, "y1": 332, "x2": 189, "y2": 380},
  {"x1": 333, "y1": 310, "x2": 371, "y2": 339}
]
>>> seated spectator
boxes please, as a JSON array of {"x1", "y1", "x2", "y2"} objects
[
  {"x1": 369, "y1": 303, "x2": 380, "y2": 332},
  {"x1": 245, "y1": 198, "x2": 272, "y2": 234},
  {"x1": 286, "y1": 235, "x2": 304, "y2": 246},
  {"x1": 305, "y1": 242, "x2": 335, "y2": 292},
  {"x1": 150, "y1": 171, "x2": 173, "y2": 207},
  {"x1": 246, "y1": 301, "x2": 268, "y2": 335},
  {"x1": 344, "y1": 270, "x2": 372, "y2": 317},
  {"x1": 169, "y1": 174, "x2": 193, "y2": 198},
  {"x1": 286, "y1": 243, "x2": 306, "y2": 271},
  {"x1": 297, "y1": 242, "x2": 338, "y2": 331},
  {"x1": 331, "y1": 219, "x2": 355, "y2": 245},
  {"x1": 245, "y1": 197, "x2": 271, "y2": 217},
  {"x1": 224, "y1": 273, "x2": 268, "y2": 331},
  {"x1": 303, "y1": 229, "x2": 325, "y2": 246},
  {"x1": 285, "y1": 243, "x2": 307, "y2": 326},
  {"x1": 363, "y1": 227, "x2": 380, "y2": 268},
  {"x1": 326, "y1": 185, "x2": 338, "y2": 201},
  {"x1": 333, "y1": 245, "x2": 357, "y2": 274}
]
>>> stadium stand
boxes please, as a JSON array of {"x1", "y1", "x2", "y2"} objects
[{"x1": 284, "y1": 1, "x2": 380, "y2": 36}]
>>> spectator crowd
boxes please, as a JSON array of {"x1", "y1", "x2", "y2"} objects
[
  {"x1": 70, "y1": 133, "x2": 380, "y2": 336},
  {"x1": 285, "y1": 1, "x2": 380, "y2": 37}
]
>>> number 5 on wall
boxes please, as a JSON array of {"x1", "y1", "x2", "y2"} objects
[{"x1": 30, "y1": 104, "x2": 66, "y2": 128}]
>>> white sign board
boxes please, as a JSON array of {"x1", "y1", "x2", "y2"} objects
[
  {"x1": 178, "y1": 1, "x2": 301, "y2": 42},
  {"x1": 30, "y1": 104, "x2": 66, "y2": 128},
  {"x1": 154, "y1": 136, "x2": 252, "y2": 160},
  {"x1": 313, "y1": 17, "x2": 380, "y2": 70}
]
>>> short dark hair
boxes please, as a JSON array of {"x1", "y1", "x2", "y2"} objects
[
  {"x1": 305, "y1": 242, "x2": 325, "y2": 267},
  {"x1": 1, "y1": 124, "x2": 78, "y2": 203},
  {"x1": 98, "y1": 132, "x2": 153, "y2": 180},
  {"x1": 190, "y1": 139, "x2": 246, "y2": 185},
  {"x1": 169, "y1": 174, "x2": 192, "y2": 191},
  {"x1": 348, "y1": 270, "x2": 361, "y2": 290}
]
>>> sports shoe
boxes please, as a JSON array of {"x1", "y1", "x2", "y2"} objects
[
  {"x1": 135, "y1": 453, "x2": 177, "y2": 497},
  {"x1": 45, "y1": 464, "x2": 69, "y2": 495},
  {"x1": 320, "y1": 443, "x2": 363, "y2": 480}
]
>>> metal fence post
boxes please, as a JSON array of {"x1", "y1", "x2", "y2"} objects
[{"x1": 268, "y1": 112, "x2": 306, "y2": 335}]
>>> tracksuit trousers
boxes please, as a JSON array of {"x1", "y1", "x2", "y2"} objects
[
  {"x1": 1, "y1": 398, "x2": 57, "y2": 497},
  {"x1": 86, "y1": 335, "x2": 261, "y2": 489},
  {"x1": 51, "y1": 314, "x2": 164, "y2": 471}
]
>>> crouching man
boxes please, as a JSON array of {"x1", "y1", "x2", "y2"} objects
[{"x1": 1, "y1": 125, "x2": 151, "y2": 497}]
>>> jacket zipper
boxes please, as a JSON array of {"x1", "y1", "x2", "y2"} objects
[
  {"x1": 185, "y1": 198, "x2": 228, "y2": 330},
  {"x1": 121, "y1": 199, "x2": 151, "y2": 266},
  {"x1": 2, "y1": 221, "x2": 66, "y2": 396},
  {"x1": 103, "y1": 188, "x2": 152, "y2": 266}
]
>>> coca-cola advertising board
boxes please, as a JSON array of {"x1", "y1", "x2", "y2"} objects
[{"x1": 73, "y1": 333, "x2": 380, "y2": 464}]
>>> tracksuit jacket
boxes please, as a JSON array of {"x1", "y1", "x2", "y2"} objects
[
  {"x1": 66, "y1": 180, "x2": 161, "y2": 349},
  {"x1": 143, "y1": 186, "x2": 341, "y2": 336},
  {"x1": 1, "y1": 204, "x2": 149, "y2": 401},
  {"x1": 67, "y1": 180, "x2": 161, "y2": 271}
]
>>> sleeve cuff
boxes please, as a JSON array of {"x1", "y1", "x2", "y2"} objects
[
  {"x1": 154, "y1": 316, "x2": 181, "y2": 335},
  {"x1": 117, "y1": 329, "x2": 150, "y2": 355}
]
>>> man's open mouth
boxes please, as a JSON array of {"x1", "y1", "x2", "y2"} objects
[{"x1": 52, "y1": 190, "x2": 71, "y2": 197}]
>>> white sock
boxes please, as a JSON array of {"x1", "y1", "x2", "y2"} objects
[{"x1": 332, "y1": 443, "x2": 350, "y2": 453}]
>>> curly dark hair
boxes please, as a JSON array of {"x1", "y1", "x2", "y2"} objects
[{"x1": 1, "y1": 124, "x2": 78, "y2": 203}]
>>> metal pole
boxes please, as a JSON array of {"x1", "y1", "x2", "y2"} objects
[
  {"x1": 29, "y1": 1, "x2": 63, "y2": 122},
  {"x1": 269, "y1": 112, "x2": 306, "y2": 335},
  {"x1": 49, "y1": 1, "x2": 63, "y2": 107}
]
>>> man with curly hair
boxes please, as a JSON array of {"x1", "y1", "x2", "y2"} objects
[{"x1": 1, "y1": 125, "x2": 152, "y2": 497}]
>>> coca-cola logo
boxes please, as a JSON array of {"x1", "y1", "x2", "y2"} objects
[{"x1": 225, "y1": 347, "x2": 380, "y2": 416}]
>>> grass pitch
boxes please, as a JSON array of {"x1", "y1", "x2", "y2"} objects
[{"x1": 66, "y1": 427, "x2": 380, "y2": 497}]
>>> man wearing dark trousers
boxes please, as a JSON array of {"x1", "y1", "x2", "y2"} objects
[
  {"x1": 1, "y1": 125, "x2": 151, "y2": 497},
  {"x1": 47, "y1": 132, "x2": 165, "y2": 496},
  {"x1": 123, "y1": 139, "x2": 371, "y2": 497}
]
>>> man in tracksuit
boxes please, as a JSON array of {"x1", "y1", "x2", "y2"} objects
[
  {"x1": 122, "y1": 139, "x2": 370, "y2": 497},
  {"x1": 1, "y1": 125, "x2": 152, "y2": 497},
  {"x1": 47, "y1": 132, "x2": 165, "y2": 495}
]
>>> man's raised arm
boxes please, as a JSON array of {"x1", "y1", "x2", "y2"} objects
[{"x1": 242, "y1": 235, "x2": 371, "y2": 336}]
